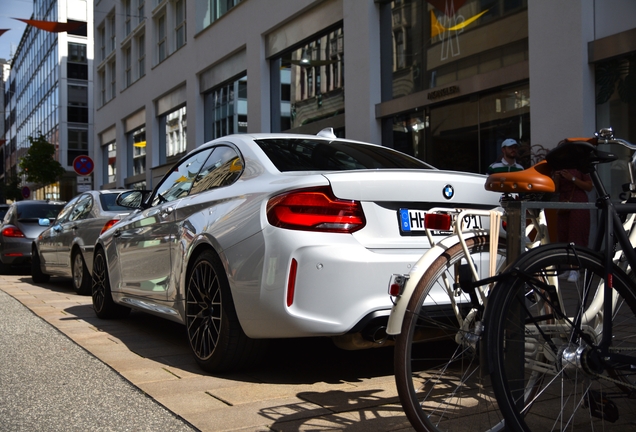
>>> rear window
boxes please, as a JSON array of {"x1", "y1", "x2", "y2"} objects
[
  {"x1": 100, "y1": 193, "x2": 131, "y2": 211},
  {"x1": 17, "y1": 204, "x2": 65, "y2": 220},
  {"x1": 254, "y1": 138, "x2": 433, "y2": 172}
]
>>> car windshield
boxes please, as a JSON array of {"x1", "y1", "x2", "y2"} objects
[
  {"x1": 17, "y1": 204, "x2": 65, "y2": 220},
  {"x1": 100, "y1": 193, "x2": 131, "y2": 211},
  {"x1": 0, "y1": 207, "x2": 8, "y2": 220},
  {"x1": 254, "y1": 138, "x2": 433, "y2": 172}
]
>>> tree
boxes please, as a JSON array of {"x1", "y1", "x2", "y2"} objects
[
  {"x1": 1, "y1": 175, "x2": 23, "y2": 202},
  {"x1": 19, "y1": 134, "x2": 66, "y2": 186}
]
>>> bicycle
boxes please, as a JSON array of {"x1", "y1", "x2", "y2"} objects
[
  {"x1": 388, "y1": 129, "x2": 636, "y2": 432},
  {"x1": 483, "y1": 129, "x2": 636, "y2": 431},
  {"x1": 387, "y1": 162, "x2": 554, "y2": 432}
]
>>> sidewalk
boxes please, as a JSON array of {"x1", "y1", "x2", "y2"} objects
[{"x1": 0, "y1": 274, "x2": 413, "y2": 431}]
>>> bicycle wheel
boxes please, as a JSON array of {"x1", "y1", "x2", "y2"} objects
[
  {"x1": 395, "y1": 235, "x2": 507, "y2": 432},
  {"x1": 485, "y1": 243, "x2": 636, "y2": 431}
]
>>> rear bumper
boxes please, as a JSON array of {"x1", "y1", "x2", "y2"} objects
[{"x1": 1, "y1": 238, "x2": 33, "y2": 264}]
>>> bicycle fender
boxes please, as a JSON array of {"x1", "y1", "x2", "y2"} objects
[{"x1": 386, "y1": 231, "x2": 483, "y2": 336}]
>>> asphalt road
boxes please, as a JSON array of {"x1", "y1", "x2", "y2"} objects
[{"x1": 0, "y1": 287, "x2": 196, "y2": 431}]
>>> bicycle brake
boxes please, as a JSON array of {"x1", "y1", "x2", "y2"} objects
[{"x1": 585, "y1": 389, "x2": 619, "y2": 423}]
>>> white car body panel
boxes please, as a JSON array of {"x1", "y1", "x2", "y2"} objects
[{"x1": 97, "y1": 132, "x2": 502, "y2": 340}]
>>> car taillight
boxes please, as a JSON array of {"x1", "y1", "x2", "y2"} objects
[
  {"x1": 100, "y1": 219, "x2": 120, "y2": 235},
  {"x1": 267, "y1": 187, "x2": 366, "y2": 233},
  {"x1": 2, "y1": 226, "x2": 25, "y2": 238}
]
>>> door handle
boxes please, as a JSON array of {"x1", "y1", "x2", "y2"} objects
[{"x1": 71, "y1": 225, "x2": 78, "y2": 230}]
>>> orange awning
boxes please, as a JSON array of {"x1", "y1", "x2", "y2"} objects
[{"x1": 13, "y1": 18, "x2": 85, "y2": 33}]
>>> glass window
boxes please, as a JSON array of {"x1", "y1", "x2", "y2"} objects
[
  {"x1": 69, "y1": 194, "x2": 93, "y2": 221},
  {"x1": 151, "y1": 149, "x2": 213, "y2": 206},
  {"x1": 68, "y1": 43, "x2": 87, "y2": 63},
  {"x1": 125, "y1": 0, "x2": 132, "y2": 35},
  {"x1": 109, "y1": 60, "x2": 116, "y2": 99},
  {"x1": 138, "y1": 0, "x2": 145, "y2": 25},
  {"x1": 132, "y1": 127, "x2": 146, "y2": 176},
  {"x1": 273, "y1": 26, "x2": 344, "y2": 131},
  {"x1": 390, "y1": 83, "x2": 530, "y2": 174},
  {"x1": 68, "y1": 85, "x2": 88, "y2": 123},
  {"x1": 164, "y1": 106, "x2": 187, "y2": 157},
  {"x1": 68, "y1": 129, "x2": 89, "y2": 163},
  {"x1": 203, "y1": 75, "x2": 247, "y2": 141},
  {"x1": 125, "y1": 46, "x2": 132, "y2": 87},
  {"x1": 104, "y1": 141, "x2": 117, "y2": 183},
  {"x1": 99, "y1": 193, "x2": 131, "y2": 211},
  {"x1": 195, "y1": 0, "x2": 242, "y2": 32},
  {"x1": 175, "y1": 0, "x2": 186, "y2": 49},
  {"x1": 190, "y1": 146, "x2": 243, "y2": 194},
  {"x1": 137, "y1": 33, "x2": 146, "y2": 78},
  {"x1": 254, "y1": 138, "x2": 432, "y2": 172},
  {"x1": 384, "y1": 0, "x2": 528, "y2": 100},
  {"x1": 157, "y1": 14, "x2": 166, "y2": 62},
  {"x1": 55, "y1": 196, "x2": 81, "y2": 224}
]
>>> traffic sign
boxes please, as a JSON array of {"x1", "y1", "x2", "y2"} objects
[
  {"x1": 73, "y1": 155, "x2": 94, "y2": 176},
  {"x1": 21, "y1": 186, "x2": 30, "y2": 199}
]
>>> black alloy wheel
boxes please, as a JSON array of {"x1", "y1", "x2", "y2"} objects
[
  {"x1": 91, "y1": 248, "x2": 129, "y2": 319},
  {"x1": 72, "y1": 251, "x2": 91, "y2": 295},
  {"x1": 185, "y1": 249, "x2": 266, "y2": 372}
]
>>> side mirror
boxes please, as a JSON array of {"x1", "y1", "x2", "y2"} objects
[
  {"x1": 38, "y1": 218, "x2": 51, "y2": 227},
  {"x1": 116, "y1": 190, "x2": 146, "y2": 209}
]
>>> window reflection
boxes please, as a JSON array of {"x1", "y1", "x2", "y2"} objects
[{"x1": 276, "y1": 26, "x2": 344, "y2": 131}]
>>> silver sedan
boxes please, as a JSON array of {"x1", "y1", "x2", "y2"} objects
[
  {"x1": 92, "y1": 130, "x2": 501, "y2": 372},
  {"x1": 32, "y1": 190, "x2": 131, "y2": 294}
]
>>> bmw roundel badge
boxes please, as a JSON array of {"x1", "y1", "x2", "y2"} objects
[{"x1": 443, "y1": 184, "x2": 454, "y2": 200}]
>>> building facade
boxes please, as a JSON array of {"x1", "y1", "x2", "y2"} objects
[
  {"x1": 91, "y1": 0, "x2": 636, "y2": 194},
  {"x1": 2, "y1": 0, "x2": 92, "y2": 202}
]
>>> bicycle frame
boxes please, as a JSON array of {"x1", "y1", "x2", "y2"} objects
[{"x1": 385, "y1": 206, "x2": 548, "y2": 336}]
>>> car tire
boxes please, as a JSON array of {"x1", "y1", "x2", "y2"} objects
[
  {"x1": 91, "y1": 248, "x2": 130, "y2": 319},
  {"x1": 31, "y1": 247, "x2": 50, "y2": 283},
  {"x1": 72, "y1": 250, "x2": 91, "y2": 295},
  {"x1": 186, "y1": 249, "x2": 267, "y2": 372}
]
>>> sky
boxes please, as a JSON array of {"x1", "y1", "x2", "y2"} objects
[{"x1": 0, "y1": 0, "x2": 33, "y2": 61}]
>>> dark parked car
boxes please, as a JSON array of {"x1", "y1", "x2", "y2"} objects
[
  {"x1": 32, "y1": 190, "x2": 131, "y2": 293},
  {"x1": 0, "y1": 204, "x2": 9, "y2": 220},
  {"x1": 0, "y1": 200, "x2": 66, "y2": 273}
]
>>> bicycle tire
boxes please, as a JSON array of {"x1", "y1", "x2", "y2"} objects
[
  {"x1": 395, "y1": 235, "x2": 507, "y2": 432},
  {"x1": 485, "y1": 243, "x2": 636, "y2": 431}
]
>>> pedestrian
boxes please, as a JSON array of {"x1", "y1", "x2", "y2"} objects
[
  {"x1": 487, "y1": 138, "x2": 524, "y2": 174},
  {"x1": 554, "y1": 167, "x2": 593, "y2": 282}
]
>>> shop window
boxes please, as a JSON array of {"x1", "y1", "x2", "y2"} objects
[{"x1": 382, "y1": 0, "x2": 528, "y2": 100}]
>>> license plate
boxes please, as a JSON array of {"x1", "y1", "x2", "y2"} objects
[{"x1": 399, "y1": 209, "x2": 482, "y2": 234}]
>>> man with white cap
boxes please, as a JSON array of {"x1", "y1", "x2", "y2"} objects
[{"x1": 487, "y1": 138, "x2": 524, "y2": 174}]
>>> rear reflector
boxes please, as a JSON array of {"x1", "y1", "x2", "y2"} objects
[
  {"x1": 424, "y1": 213, "x2": 452, "y2": 231},
  {"x1": 2, "y1": 226, "x2": 25, "y2": 238},
  {"x1": 286, "y1": 259, "x2": 298, "y2": 307},
  {"x1": 267, "y1": 187, "x2": 365, "y2": 233},
  {"x1": 5, "y1": 253, "x2": 23, "y2": 257}
]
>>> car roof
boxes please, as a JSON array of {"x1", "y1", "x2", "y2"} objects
[{"x1": 14, "y1": 200, "x2": 66, "y2": 206}]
